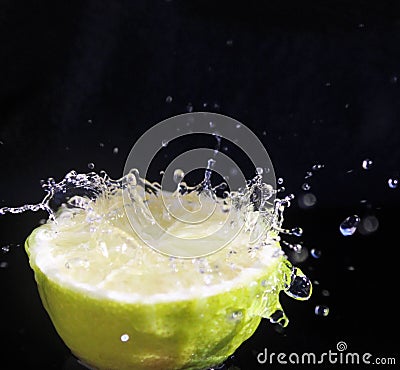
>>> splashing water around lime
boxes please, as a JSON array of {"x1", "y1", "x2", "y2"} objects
[{"x1": 1, "y1": 168, "x2": 311, "y2": 370}]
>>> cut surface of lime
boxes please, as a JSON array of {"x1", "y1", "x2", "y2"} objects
[{"x1": 25, "y1": 189, "x2": 305, "y2": 370}]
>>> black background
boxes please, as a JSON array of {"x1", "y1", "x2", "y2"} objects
[{"x1": 1, "y1": 1, "x2": 399, "y2": 369}]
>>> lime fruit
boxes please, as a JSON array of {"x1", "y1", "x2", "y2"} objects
[{"x1": 24, "y1": 190, "x2": 304, "y2": 370}]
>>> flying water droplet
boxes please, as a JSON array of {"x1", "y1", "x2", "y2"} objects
[
  {"x1": 291, "y1": 227, "x2": 303, "y2": 237},
  {"x1": 298, "y1": 193, "x2": 317, "y2": 208},
  {"x1": 302, "y1": 183, "x2": 311, "y2": 191},
  {"x1": 161, "y1": 139, "x2": 169, "y2": 147},
  {"x1": 186, "y1": 102, "x2": 194, "y2": 112},
  {"x1": 277, "y1": 178, "x2": 284, "y2": 185},
  {"x1": 388, "y1": 178, "x2": 398, "y2": 189},
  {"x1": 312, "y1": 164, "x2": 324, "y2": 171},
  {"x1": 321, "y1": 289, "x2": 330, "y2": 297},
  {"x1": 289, "y1": 246, "x2": 309, "y2": 263},
  {"x1": 113, "y1": 147, "x2": 119, "y2": 154},
  {"x1": 0, "y1": 261, "x2": 8, "y2": 268},
  {"x1": 310, "y1": 248, "x2": 321, "y2": 259},
  {"x1": 284, "y1": 267, "x2": 312, "y2": 300},
  {"x1": 88, "y1": 163, "x2": 95, "y2": 170},
  {"x1": 1, "y1": 245, "x2": 10, "y2": 253},
  {"x1": 362, "y1": 158, "x2": 373, "y2": 170},
  {"x1": 314, "y1": 305, "x2": 329, "y2": 317},
  {"x1": 165, "y1": 96, "x2": 173, "y2": 103},
  {"x1": 256, "y1": 167, "x2": 263, "y2": 175},
  {"x1": 203, "y1": 159, "x2": 216, "y2": 188},
  {"x1": 339, "y1": 215, "x2": 360, "y2": 236},
  {"x1": 173, "y1": 169, "x2": 185, "y2": 184},
  {"x1": 358, "y1": 215, "x2": 379, "y2": 235}
]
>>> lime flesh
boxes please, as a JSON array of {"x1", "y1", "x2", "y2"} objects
[{"x1": 24, "y1": 192, "x2": 291, "y2": 370}]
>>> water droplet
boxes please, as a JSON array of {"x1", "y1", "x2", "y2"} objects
[
  {"x1": 186, "y1": 102, "x2": 194, "y2": 112},
  {"x1": 325, "y1": 82, "x2": 331, "y2": 87},
  {"x1": 321, "y1": 289, "x2": 330, "y2": 297},
  {"x1": 269, "y1": 310, "x2": 287, "y2": 326},
  {"x1": 312, "y1": 164, "x2": 324, "y2": 171},
  {"x1": 209, "y1": 121, "x2": 215, "y2": 128},
  {"x1": 113, "y1": 147, "x2": 119, "y2": 154},
  {"x1": 226, "y1": 39, "x2": 233, "y2": 46},
  {"x1": 314, "y1": 305, "x2": 329, "y2": 317},
  {"x1": 304, "y1": 171, "x2": 313, "y2": 179},
  {"x1": 347, "y1": 265, "x2": 355, "y2": 271},
  {"x1": 345, "y1": 103, "x2": 350, "y2": 109},
  {"x1": 298, "y1": 193, "x2": 317, "y2": 208},
  {"x1": 390, "y1": 75, "x2": 398, "y2": 84},
  {"x1": 289, "y1": 246, "x2": 309, "y2": 263},
  {"x1": 173, "y1": 169, "x2": 185, "y2": 184},
  {"x1": 277, "y1": 178, "x2": 284, "y2": 185},
  {"x1": 310, "y1": 248, "x2": 321, "y2": 259},
  {"x1": 388, "y1": 177, "x2": 398, "y2": 189},
  {"x1": 256, "y1": 167, "x2": 263, "y2": 175},
  {"x1": 88, "y1": 163, "x2": 95, "y2": 170},
  {"x1": 161, "y1": 139, "x2": 169, "y2": 147},
  {"x1": 291, "y1": 227, "x2": 303, "y2": 237},
  {"x1": 358, "y1": 215, "x2": 379, "y2": 235},
  {"x1": 2, "y1": 245, "x2": 10, "y2": 253},
  {"x1": 262, "y1": 130, "x2": 267, "y2": 136},
  {"x1": 120, "y1": 334, "x2": 130, "y2": 342},
  {"x1": 285, "y1": 267, "x2": 312, "y2": 300},
  {"x1": 302, "y1": 183, "x2": 311, "y2": 191},
  {"x1": 99, "y1": 142, "x2": 105, "y2": 148},
  {"x1": 88, "y1": 119, "x2": 93, "y2": 124},
  {"x1": 0, "y1": 261, "x2": 8, "y2": 268},
  {"x1": 362, "y1": 158, "x2": 373, "y2": 170},
  {"x1": 235, "y1": 123, "x2": 241, "y2": 128},
  {"x1": 339, "y1": 215, "x2": 360, "y2": 236},
  {"x1": 229, "y1": 310, "x2": 243, "y2": 321},
  {"x1": 165, "y1": 95, "x2": 173, "y2": 103}
]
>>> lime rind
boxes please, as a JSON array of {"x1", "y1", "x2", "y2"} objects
[{"x1": 25, "y1": 227, "x2": 290, "y2": 370}]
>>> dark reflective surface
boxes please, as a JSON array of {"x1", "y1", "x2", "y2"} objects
[{"x1": 1, "y1": 1, "x2": 399, "y2": 369}]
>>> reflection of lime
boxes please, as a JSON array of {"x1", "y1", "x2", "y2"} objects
[{"x1": 25, "y1": 192, "x2": 292, "y2": 370}]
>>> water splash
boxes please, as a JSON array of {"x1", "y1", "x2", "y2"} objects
[{"x1": 1, "y1": 167, "x2": 311, "y2": 326}]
